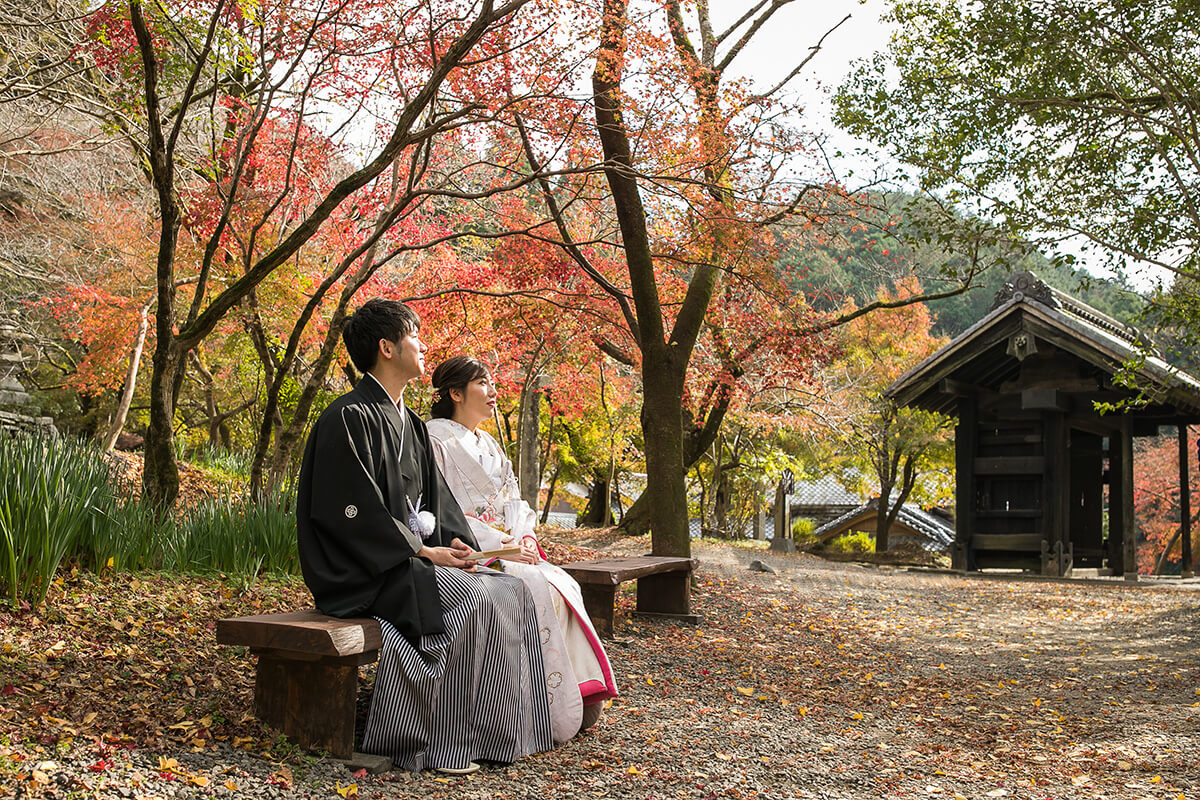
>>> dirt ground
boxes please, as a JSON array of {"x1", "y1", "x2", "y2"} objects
[{"x1": 2, "y1": 534, "x2": 1198, "y2": 800}]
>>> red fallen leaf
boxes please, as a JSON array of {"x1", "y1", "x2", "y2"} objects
[
  {"x1": 1, "y1": 685, "x2": 14, "y2": 696},
  {"x1": 88, "y1": 759, "x2": 112, "y2": 773},
  {"x1": 351, "y1": 768, "x2": 368, "y2": 779}
]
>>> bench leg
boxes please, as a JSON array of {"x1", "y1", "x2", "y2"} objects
[
  {"x1": 578, "y1": 584, "x2": 618, "y2": 639},
  {"x1": 635, "y1": 570, "x2": 699, "y2": 625},
  {"x1": 255, "y1": 654, "x2": 358, "y2": 759}
]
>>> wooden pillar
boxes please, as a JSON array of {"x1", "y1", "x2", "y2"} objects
[
  {"x1": 953, "y1": 396, "x2": 977, "y2": 571},
  {"x1": 1042, "y1": 412, "x2": 1070, "y2": 576},
  {"x1": 770, "y1": 478, "x2": 794, "y2": 553},
  {"x1": 1107, "y1": 431, "x2": 1124, "y2": 575},
  {"x1": 1181, "y1": 424, "x2": 1193, "y2": 578},
  {"x1": 752, "y1": 481, "x2": 766, "y2": 540},
  {"x1": 1120, "y1": 419, "x2": 1138, "y2": 581}
]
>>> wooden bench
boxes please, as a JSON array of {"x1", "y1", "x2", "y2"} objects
[
  {"x1": 216, "y1": 610, "x2": 382, "y2": 763},
  {"x1": 217, "y1": 556, "x2": 699, "y2": 758},
  {"x1": 562, "y1": 555, "x2": 699, "y2": 638}
]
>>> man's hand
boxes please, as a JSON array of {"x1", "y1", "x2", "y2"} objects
[{"x1": 419, "y1": 538, "x2": 477, "y2": 571}]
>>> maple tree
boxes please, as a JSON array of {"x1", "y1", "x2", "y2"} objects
[
  {"x1": 805, "y1": 280, "x2": 953, "y2": 550},
  {"x1": 501, "y1": 0, "x2": 1009, "y2": 557},
  {"x1": 497, "y1": 0, "x2": 842, "y2": 555},
  {"x1": 50, "y1": 0, "x2": 538, "y2": 505},
  {"x1": 1134, "y1": 427, "x2": 1198, "y2": 575}
]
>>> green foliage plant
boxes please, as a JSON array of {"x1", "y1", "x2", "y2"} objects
[
  {"x1": 0, "y1": 434, "x2": 115, "y2": 607},
  {"x1": 167, "y1": 488, "x2": 298, "y2": 576},
  {"x1": 0, "y1": 433, "x2": 299, "y2": 608},
  {"x1": 791, "y1": 516, "x2": 817, "y2": 543},
  {"x1": 826, "y1": 531, "x2": 875, "y2": 555}
]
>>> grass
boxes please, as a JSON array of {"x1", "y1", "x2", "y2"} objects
[
  {"x1": 0, "y1": 434, "x2": 118, "y2": 607},
  {"x1": 174, "y1": 441, "x2": 254, "y2": 479},
  {"x1": 170, "y1": 488, "x2": 298, "y2": 576},
  {"x1": 0, "y1": 434, "x2": 299, "y2": 608}
]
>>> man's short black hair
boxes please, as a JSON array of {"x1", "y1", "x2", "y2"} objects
[{"x1": 342, "y1": 298, "x2": 420, "y2": 373}]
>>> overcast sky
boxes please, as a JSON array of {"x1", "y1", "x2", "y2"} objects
[
  {"x1": 713, "y1": 1, "x2": 892, "y2": 104},
  {"x1": 713, "y1": 0, "x2": 895, "y2": 179}
]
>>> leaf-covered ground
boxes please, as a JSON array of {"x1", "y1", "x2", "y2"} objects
[{"x1": 2, "y1": 535, "x2": 1198, "y2": 799}]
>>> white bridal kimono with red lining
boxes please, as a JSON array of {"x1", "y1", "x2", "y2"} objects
[{"x1": 427, "y1": 418, "x2": 617, "y2": 741}]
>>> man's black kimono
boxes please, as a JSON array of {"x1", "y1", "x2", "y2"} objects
[{"x1": 297, "y1": 375, "x2": 478, "y2": 640}]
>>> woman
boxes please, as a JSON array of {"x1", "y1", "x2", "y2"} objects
[{"x1": 427, "y1": 356, "x2": 617, "y2": 741}]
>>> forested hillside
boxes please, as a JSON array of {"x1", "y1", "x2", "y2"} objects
[{"x1": 781, "y1": 192, "x2": 1147, "y2": 338}]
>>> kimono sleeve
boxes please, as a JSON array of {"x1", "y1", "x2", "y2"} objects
[{"x1": 306, "y1": 404, "x2": 424, "y2": 576}]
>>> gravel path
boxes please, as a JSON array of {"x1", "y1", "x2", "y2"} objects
[{"x1": 7, "y1": 541, "x2": 1199, "y2": 800}]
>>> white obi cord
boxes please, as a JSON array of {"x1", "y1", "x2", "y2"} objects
[{"x1": 407, "y1": 494, "x2": 436, "y2": 541}]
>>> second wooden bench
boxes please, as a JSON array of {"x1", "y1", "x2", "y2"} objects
[{"x1": 562, "y1": 555, "x2": 699, "y2": 638}]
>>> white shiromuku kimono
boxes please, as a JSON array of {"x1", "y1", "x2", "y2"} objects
[{"x1": 427, "y1": 418, "x2": 618, "y2": 742}]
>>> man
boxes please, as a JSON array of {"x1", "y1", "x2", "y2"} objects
[{"x1": 297, "y1": 298, "x2": 553, "y2": 772}]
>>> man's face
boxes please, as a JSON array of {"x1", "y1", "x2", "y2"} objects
[{"x1": 388, "y1": 329, "x2": 426, "y2": 381}]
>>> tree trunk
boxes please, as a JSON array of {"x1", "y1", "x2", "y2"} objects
[
  {"x1": 261, "y1": 311, "x2": 347, "y2": 495},
  {"x1": 618, "y1": 493, "x2": 652, "y2": 535},
  {"x1": 101, "y1": 301, "x2": 151, "y2": 453},
  {"x1": 517, "y1": 379, "x2": 541, "y2": 510},
  {"x1": 713, "y1": 448, "x2": 729, "y2": 534},
  {"x1": 592, "y1": 0, "x2": 711, "y2": 558},
  {"x1": 144, "y1": 342, "x2": 182, "y2": 506},
  {"x1": 617, "y1": 395, "x2": 726, "y2": 535},
  {"x1": 874, "y1": 498, "x2": 891, "y2": 553},
  {"x1": 539, "y1": 467, "x2": 559, "y2": 525},
  {"x1": 877, "y1": 452, "x2": 918, "y2": 553},
  {"x1": 132, "y1": 0, "x2": 182, "y2": 508},
  {"x1": 1154, "y1": 509, "x2": 1200, "y2": 575},
  {"x1": 581, "y1": 474, "x2": 614, "y2": 527},
  {"x1": 640, "y1": 350, "x2": 690, "y2": 556}
]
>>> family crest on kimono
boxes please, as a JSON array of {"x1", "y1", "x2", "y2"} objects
[
  {"x1": 295, "y1": 299, "x2": 555, "y2": 774},
  {"x1": 426, "y1": 356, "x2": 618, "y2": 740}
]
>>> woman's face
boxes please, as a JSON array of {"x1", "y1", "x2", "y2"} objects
[{"x1": 452, "y1": 373, "x2": 497, "y2": 429}]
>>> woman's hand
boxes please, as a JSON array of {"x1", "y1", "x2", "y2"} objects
[
  {"x1": 514, "y1": 536, "x2": 540, "y2": 564},
  {"x1": 419, "y1": 538, "x2": 477, "y2": 571},
  {"x1": 498, "y1": 536, "x2": 539, "y2": 565}
]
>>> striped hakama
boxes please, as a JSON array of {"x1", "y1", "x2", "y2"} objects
[{"x1": 362, "y1": 565, "x2": 555, "y2": 771}]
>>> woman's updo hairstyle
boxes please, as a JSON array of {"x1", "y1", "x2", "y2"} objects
[{"x1": 430, "y1": 355, "x2": 490, "y2": 419}]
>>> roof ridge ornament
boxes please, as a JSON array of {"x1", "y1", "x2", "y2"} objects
[{"x1": 989, "y1": 271, "x2": 1056, "y2": 311}]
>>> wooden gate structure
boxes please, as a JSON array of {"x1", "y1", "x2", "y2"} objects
[{"x1": 887, "y1": 272, "x2": 1200, "y2": 578}]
